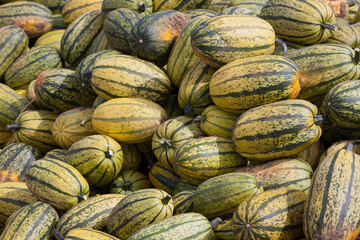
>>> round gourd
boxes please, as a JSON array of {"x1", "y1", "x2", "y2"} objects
[{"x1": 110, "y1": 170, "x2": 151, "y2": 195}]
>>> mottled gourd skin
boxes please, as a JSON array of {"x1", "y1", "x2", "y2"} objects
[
  {"x1": 228, "y1": 0, "x2": 268, "y2": 15},
  {"x1": 0, "y1": 2, "x2": 53, "y2": 38},
  {"x1": 172, "y1": 190, "x2": 194, "y2": 215},
  {"x1": 191, "y1": 15, "x2": 275, "y2": 68},
  {"x1": 62, "y1": 0, "x2": 103, "y2": 25},
  {"x1": 148, "y1": 161, "x2": 181, "y2": 195},
  {"x1": 260, "y1": 0, "x2": 336, "y2": 45},
  {"x1": 153, "y1": 0, "x2": 212, "y2": 12},
  {"x1": 0, "y1": 201, "x2": 58, "y2": 240},
  {"x1": 321, "y1": 80, "x2": 360, "y2": 129},
  {"x1": 34, "y1": 30, "x2": 66, "y2": 53},
  {"x1": 127, "y1": 213, "x2": 215, "y2": 240},
  {"x1": 0, "y1": 25, "x2": 28, "y2": 80},
  {"x1": 210, "y1": 55, "x2": 301, "y2": 114},
  {"x1": 63, "y1": 228, "x2": 121, "y2": 240},
  {"x1": 232, "y1": 99, "x2": 322, "y2": 162},
  {"x1": 304, "y1": 149, "x2": 360, "y2": 240},
  {"x1": 285, "y1": 44, "x2": 360, "y2": 101},
  {"x1": 326, "y1": 21, "x2": 360, "y2": 48},
  {"x1": 101, "y1": 0, "x2": 153, "y2": 17},
  {"x1": 110, "y1": 170, "x2": 151, "y2": 195},
  {"x1": 232, "y1": 188, "x2": 306, "y2": 240},
  {"x1": 207, "y1": 0, "x2": 231, "y2": 12}
]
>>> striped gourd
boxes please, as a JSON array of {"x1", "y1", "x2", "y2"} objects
[
  {"x1": 326, "y1": 21, "x2": 360, "y2": 48},
  {"x1": 194, "y1": 105, "x2": 238, "y2": 139},
  {"x1": 120, "y1": 143, "x2": 142, "y2": 171},
  {"x1": 107, "y1": 188, "x2": 174, "y2": 239},
  {"x1": 228, "y1": 0, "x2": 268, "y2": 15},
  {"x1": 57, "y1": 194, "x2": 125, "y2": 235},
  {"x1": 128, "y1": 213, "x2": 215, "y2": 240},
  {"x1": 34, "y1": 68, "x2": 84, "y2": 112},
  {"x1": 62, "y1": 228, "x2": 120, "y2": 239},
  {"x1": 167, "y1": 16, "x2": 209, "y2": 87},
  {"x1": 153, "y1": 0, "x2": 212, "y2": 12},
  {"x1": 61, "y1": 10, "x2": 105, "y2": 65},
  {"x1": 5, "y1": 46, "x2": 62, "y2": 89},
  {"x1": 213, "y1": 220, "x2": 234, "y2": 240},
  {"x1": 52, "y1": 14, "x2": 66, "y2": 29},
  {"x1": 0, "y1": 126, "x2": 11, "y2": 149},
  {"x1": 91, "y1": 55, "x2": 173, "y2": 103},
  {"x1": 173, "y1": 190, "x2": 194, "y2": 215},
  {"x1": 152, "y1": 116, "x2": 204, "y2": 168},
  {"x1": 26, "y1": 80, "x2": 47, "y2": 110},
  {"x1": 25, "y1": 158, "x2": 90, "y2": 210},
  {"x1": 75, "y1": 50, "x2": 120, "y2": 99},
  {"x1": 7, "y1": 110, "x2": 58, "y2": 153},
  {"x1": 160, "y1": 94, "x2": 184, "y2": 119},
  {"x1": 52, "y1": 106, "x2": 96, "y2": 149},
  {"x1": 210, "y1": 55, "x2": 301, "y2": 114},
  {"x1": 191, "y1": 15, "x2": 275, "y2": 68},
  {"x1": 0, "y1": 142, "x2": 41, "y2": 182},
  {"x1": 103, "y1": 8, "x2": 141, "y2": 54},
  {"x1": 34, "y1": 29, "x2": 65, "y2": 53},
  {"x1": 321, "y1": 80, "x2": 360, "y2": 128},
  {"x1": 0, "y1": 2, "x2": 53, "y2": 38},
  {"x1": 260, "y1": 0, "x2": 336, "y2": 45},
  {"x1": 285, "y1": 44, "x2": 360, "y2": 100},
  {"x1": 92, "y1": 98, "x2": 167, "y2": 143},
  {"x1": 66, "y1": 135, "x2": 123, "y2": 187},
  {"x1": 101, "y1": 0, "x2": 153, "y2": 16},
  {"x1": 0, "y1": 25, "x2": 28, "y2": 80},
  {"x1": 0, "y1": 83, "x2": 30, "y2": 126},
  {"x1": 174, "y1": 136, "x2": 247, "y2": 185},
  {"x1": 87, "y1": 30, "x2": 113, "y2": 55},
  {"x1": 292, "y1": 139, "x2": 326, "y2": 170},
  {"x1": 304, "y1": 148, "x2": 360, "y2": 239},
  {"x1": 207, "y1": 0, "x2": 231, "y2": 12},
  {"x1": 174, "y1": 180, "x2": 197, "y2": 194},
  {"x1": 110, "y1": 170, "x2": 151, "y2": 195},
  {"x1": 0, "y1": 182, "x2": 37, "y2": 226},
  {"x1": 128, "y1": 10, "x2": 191, "y2": 64},
  {"x1": 193, "y1": 172, "x2": 263, "y2": 219},
  {"x1": 31, "y1": 0, "x2": 68, "y2": 14},
  {"x1": 44, "y1": 148, "x2": 67, "y2": 162},
  {"x1": 232, "y1": 99, "x2": 323, "y2": 161},
  {"x1": 148, "y1": 161, "x2": 181, "y2": 195},
  {"x1": 178, "y1": 61, "x2": 215, "y2": 116},
  {"x1": 218, "y1": 6, "x2": 255, "y2": 15},
  {"x1": 318, "y1": 140, "x2": 359, "y2": 166},
  {"x1": 0, "y1": 201, "x2": 58, "y2": 240},
  {"x1": 232, "y1": 188, "x2": 306, "y2": 239},
  {"x1": 184, "y1": 9, "x2": 217, "y2": 18},
  {"x1": 236, "y1": 158, "x2": 313, "y2": 193},
  {"x1": 62, "y1": 0, "x2": 103, "y2": 25}
]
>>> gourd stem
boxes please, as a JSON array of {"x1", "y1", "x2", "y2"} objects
[
  {"x1": 53, "y1": 229, "x2": 64, "y2": 240},
  {"x1": 5, "y1": 123, "x2": 20, "y2": 131},
  {"x1": 256, "y1": 181, "x2": 264, "y2": 188},
  {"x1": 314, "y1": 115, "x2": 329, "y2": 125},
  {"x1": 159, "y1": 138, "x2": 172, "y2": 148},
  {"x1": 161, "y1": 195, "x2": 172, "y2": 205},
  {"x1": 210, "y1": 217, "x2": 222, "y2": 228},
  {"x1": 354, "y1": 48, "x2": 360, "y2": 65},
  {"x1": 139, "y1": 1, "x2": 146, "y2": 12},
  {"x1": 345, "y1": 143, "x2": 354, "y2": 151},
  {"x1": 320, "y1": 21, "x2": 337, "y2": 30},
  {"x1": 184, "y1": 103, "x2": 193, "y2": 116},
  {"x1": 80, "y1": 116, "x2": 92, "y2": 126},
  {"x1": 105, "y1": 149, "x2": 113, "y2": 159},
  {"x1": 275, "y1": 36, "x2": 288, "y2": 53},
  {"x1": 19, "y1": 98, "x2": 36, "y2": 116},
  {"x1": 193, "y1": 115, "x2": 206, "y2": 123},
  {"x1": 78, "y1": 193, "x2": 87, "y2": 202},
  {"x1": 123, "y1": 182, "x2": 132, "y2": 191}
]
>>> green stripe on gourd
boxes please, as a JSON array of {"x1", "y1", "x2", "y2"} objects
[
  {"x1": 24, "y1": 158, "x2": 90, "y2": 210},
  {"x1": 178, "y1": 61, "x2": 215, "y2": 116},
  {"x1": 110, "y1": 170, "x2": 151, "y2": 195},
  {"x1": 284, "y1": 44, "x2": 360, "y2": 100},
  {"x1": 88, "y1": 30, "x2": 114, "y2": 55},
  {"x1": 57, "y1": 194, "x2": 126, "y2": 235},
  {"x1": 107, "y1": 188, "x2": 174, "y2": 239},
  {"x1": 91, "y1": 55, "x2": 173, "y2": 103},
  {"x1": 173, "y1": 136, "x2": 247, "y2": 185},
  {"x1": 101, "y1": 0, "x2": 153, "y2": 17},
  {"x1": 103, "y1": 8, "x2": 141, "y2": 54},
  {"x1": 60, "y1": 10, "x2": 105, "y2": 65},
  {"x1": 326, "y1": 21, "x2": 360, "y2": 48},
  {"x1": 148, "y1": 161, "x2": 181, "y2": 195},
  {"x1": 232, "y1": 188, "x2": 306, "y2": 239},
  {"x1": 213, "y1": 220, "x2": 234, "y2": 240},
  {"x1": 0, "y1": 2, "x2": 53, "y2": 38},
  {"x1": 62, "y1": 0, "x2": 103, "y2": 25},
  {"x1": 44, "y1": 149, "x2": 67, "y2": 162},
  {"x1": 5, "y1": 46, "x2": 62, "y2": 89},
  {"x1": 167, "y1": 16, "x2": 209, "y2": 87},
  {"x1": 193, "y1": 172, "x2": 263, "y2": 219},
  {"x1": 52, "y1": 14, "x2": 66, "y2": 30},
  {"x1": 228, "y1": 0, "x2": 268, "y2": 15},
  {"x1": 218, "y1": 6, "x2": 255, "y2": 15},
  {"x1": 173, "y1": 190, "x2": 194, "y2": 215},
  {"x1": 153, "y1": 0, "x2": 212, "y2": 12},
  {"x1": 34, "y1": 30, "x2": 65, "y2": 53},
  {"x1": 65, "y1": 135, "x2": 123, "y2": 187},
  {"x1": 31, "y1": 0, "x2": 68, "y2": 14},
  {"x1": 62, "y1": 228, "x2": 120, "y2": 239},
  {"x1": 152, "y1": 115, "x2": 204, "y2": 168},
  {"x1": 0, "y1": 25, "x2": 28, "y2": 80},
  {"x1": 232, "y1": 99, "x2": 323, "y2": 161},
  {"x1": 0, "y1": 201, "x2": 58, "y2": 240},
  {"x1": 207, "y1": 0, "x2": 231, "y2": 12}
]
